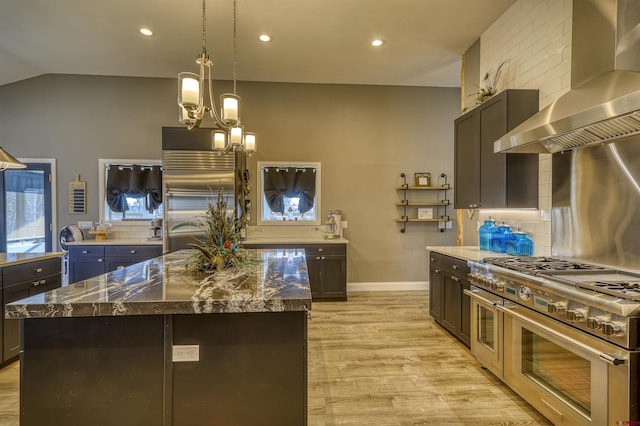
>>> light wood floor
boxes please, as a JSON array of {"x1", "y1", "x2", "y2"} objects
[
  {"x1": 0, "y1": 291, "x2": 551, "y2": 425},
  {"x1": 308, "y1": 291, "x2": 551, "y2": 425}
]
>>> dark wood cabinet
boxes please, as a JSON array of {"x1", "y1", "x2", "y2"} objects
[
  {"x1": 69, "y1": 244, "x2": 162, "y2": 283},
  {"x1": 429, "y1": 251, "x2": 470, "y2": 347},
  {"x1": 2, "y1": 257, "x2": 62, "y2": 363},
  {"x1": 454, "y1": 89, "x2": 539, "y2": 209},
  {"x1": 68, "y1": 245, "x2": 106, "y2": 282},
  {"x1": 243, "y1": 243, "x2": 347, "y2": 301}
]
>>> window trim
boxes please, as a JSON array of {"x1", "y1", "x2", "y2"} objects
[
  {"x1": 98, "y1": 158, "x2": 161, "y2": 225},
  {"x1": 257, "y1": 161, "x2": 321, "y2": 226}
]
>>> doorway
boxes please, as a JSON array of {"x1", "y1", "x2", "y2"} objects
[{"x1": 0, "y1": 162, "x2": 54, "y2": 253}]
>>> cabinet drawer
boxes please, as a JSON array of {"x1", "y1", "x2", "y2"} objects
[
  {"x1": 4, "y1": 273, "x2": 61, "y2": 300},
  {"x1": 428, "y1": 251, "x2": 442, "y2": 267},
  {"x1": 304, "y1": 244, "x2": 346, "y2": 256},
  {"x1": 3, "y1": 258, "x2": 62, "y2": 286},
  {"x1": 105, "y1": 245, "x2": 162, "y2": 258},
  {"x1": 442, "y1": 256, "x2": 469, "y2": 275},
  {"x1": 69, "y1": 245, "x2": 105, "y2": 258},
  {"x1": 29, "y1": 273, "x2": 62, "y2": 296}
]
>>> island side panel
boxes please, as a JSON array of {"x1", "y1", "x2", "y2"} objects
[
  {"x1": 20, "y1": 315, "x2": 165, "y2": 426},
  {"x1": 171, "y1": 311, "x2": 308, "y2": 426}
]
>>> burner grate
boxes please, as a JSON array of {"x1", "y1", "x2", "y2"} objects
[{"x1": 483, "y1": 256, "x2": 608, "y2": 274}]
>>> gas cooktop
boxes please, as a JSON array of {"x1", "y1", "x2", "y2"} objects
[
  {"x1": 482, "y1": 256, "x2": 610, "y2": 274},
  {"x1": 483, "y1": 256, "x2": 640, "y2": 302}
]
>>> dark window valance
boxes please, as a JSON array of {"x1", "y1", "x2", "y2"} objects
[
  {"x1": 106, "y1": 165, "x2": 163, "y2": 213},
  {"x1": 262, "y1": 167, "x2": 316, "y2": 214}
]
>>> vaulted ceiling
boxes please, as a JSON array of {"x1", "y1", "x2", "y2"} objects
[{"x1": 0, "y1": 0, "x2": 515, "y2": 87}]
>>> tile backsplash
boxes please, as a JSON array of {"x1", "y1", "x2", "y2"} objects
[
  {"x1": 470, "y1": 0, "x2": 572, "y2": 256},
  {"x1": 247, "y1": 225, "x2": 328, "y2": 239},
  {"x1": 79, "y1": 222, "x2": 150, "y2": 241}
]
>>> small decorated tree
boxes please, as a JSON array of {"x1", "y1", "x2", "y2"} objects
[{"x1": 184, "y1": 188, "x2": 248, "y2": 274}]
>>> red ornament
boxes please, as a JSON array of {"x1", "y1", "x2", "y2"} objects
[{"x1": 224, "y1": 240, "x2": 231, "y2": 249}]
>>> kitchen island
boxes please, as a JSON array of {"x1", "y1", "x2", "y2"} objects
[{"x1": 6, "y1": 249, "x2": 311, "y2": 426}]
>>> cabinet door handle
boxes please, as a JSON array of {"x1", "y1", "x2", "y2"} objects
[
  {"x1": 452, "y1": 265, "x2": 458, "y2": 270},
  {"x1": 130, "y1": 250, "x2": 137, "y2": 254},
  {"x1": 451, "y1": 275, "x2": 459, "y2": 281},
  {"x1": 82, "y1": 250, "x2": 89, "y2": 254},
  {"x1": 434, "y1": 268, "x2": 440, "y2": 274},
  {"x1": 318, "y1": 248, "x2": 323, "y2": 252},
  {"x1": 35, "y1": 267, "x2": 43, "y2": 273},
  {"x1": 33, "y1": 279, "x2": 46, "y2": 286},
  {"x1": 316, "y1": 256, "x2": 321, "y2": 260},
  {"x1": 321, "y1": 256, "x2": 326, "y2": 260},
  {"x1": 98, "y1": 259, "x2": 103, "y2": 262}
]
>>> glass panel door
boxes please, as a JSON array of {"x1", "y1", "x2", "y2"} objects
[
  {"x1": 521, "y1": 328, "x2": 592, "y2": 417},
  {"x1": 478, "y1": 304, "x2": 496, "y2": 350},
  {"x1": 0, "y1": 163, "x2": 52, "y2": 253}
]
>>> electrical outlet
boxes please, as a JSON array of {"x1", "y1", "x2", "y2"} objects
[
  {"x1": 172, "y1": 345, "x2": 199, "y2": 362},
  {"x1": 446, "y1": 221, "x2": 452, "y2": 229},
  {"x1": 77, "y1": 221, "x2": 93, "y2": 229},
  {"x1": 341, "y1": 221, "x2": 348, "y2": 229}
]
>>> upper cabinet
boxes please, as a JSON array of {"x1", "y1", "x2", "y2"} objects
[{"x1": 454, "y1": 89, "x2": 539, "y2": 209}]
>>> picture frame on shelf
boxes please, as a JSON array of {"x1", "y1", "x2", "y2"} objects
[
  {"x1": 414, "y1": 172, "x2": 431, "y2": 187},
  {"x1": 418, "y1": 208, "x2": 433, "y2": 219}
]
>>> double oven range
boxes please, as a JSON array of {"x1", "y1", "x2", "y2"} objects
[{"x1": 465, "y1": 256, "x2": 639, "y2": 425}]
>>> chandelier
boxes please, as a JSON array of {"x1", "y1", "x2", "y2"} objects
[{"x1": 177, "y1": 0, "x2": 256, "y2": 156}]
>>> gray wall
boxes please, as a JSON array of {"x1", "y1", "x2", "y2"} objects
[{"x1": 0, "y1": 74, "x2": 459, "y2": 283}]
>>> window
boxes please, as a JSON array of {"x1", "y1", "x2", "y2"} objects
[
  {"x1": 0, "y1": 161, "x2": 55, "y2": 253},
  {"x1": 257, "y1": 161, "x2": 320, "y2": 225},
  {"x1": 99, "y1": 159, "x2": 163, "y2": 222}
]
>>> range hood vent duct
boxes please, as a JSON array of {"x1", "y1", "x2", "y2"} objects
[{"x1": 495, "y1": 0, "x2": 640, "y2": 154}]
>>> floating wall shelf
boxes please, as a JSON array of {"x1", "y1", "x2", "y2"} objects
[{"x1": 396, "y1": 172, "x2": 451, "y2": 233}]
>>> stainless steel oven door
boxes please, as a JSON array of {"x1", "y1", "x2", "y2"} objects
[
  {"x1": 500, "y1": 302, "x2": 632, "y2": 425},
  {"x1": 464, "y1": 286, "x2": 504, "y2": 380}
]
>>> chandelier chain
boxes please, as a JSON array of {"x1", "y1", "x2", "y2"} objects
[
  {"x1": 201, "y1": 0, "x2": 207, "y2": 54},
  {"x1": 233, "y1": 0, "x2": 237, "y2": 94}
]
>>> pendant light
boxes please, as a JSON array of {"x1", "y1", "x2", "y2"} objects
[{"x1": 177, "y1": 0, "x2": 257, "y2": 156}]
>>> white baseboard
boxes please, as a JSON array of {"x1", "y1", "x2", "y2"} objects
[{"x1": 347, "y1": 281, "x2": 429, "y2": 292}]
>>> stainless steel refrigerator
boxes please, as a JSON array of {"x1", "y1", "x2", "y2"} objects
[{"x1": 162, "y1": 127, "x2": 245, "y2": 253}]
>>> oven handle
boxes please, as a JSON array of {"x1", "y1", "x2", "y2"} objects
[
  {"x1": 463, "y1": 288, "x2": 501, "y2": 307},
  {"x1": 497, "y1": 304, "x2": 627, "y2": 367}
]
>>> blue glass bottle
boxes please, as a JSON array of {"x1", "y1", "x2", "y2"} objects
[
  {"x1": 479, "y1": 219, "x2": 497, "y2": 250},
  {"x1": 505, "y1": 232, "x2": 519, "y2": 255},
  {"x1": 516, "y1": 232, "x2": 534, "y2": 256},
  {"x1": 491, "y1": 224, "x2": 512, "y2": 253}
]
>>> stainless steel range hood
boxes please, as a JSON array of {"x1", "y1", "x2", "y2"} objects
[{"x1": 495, "y1": 0, "x2": 640, "y2": 154}]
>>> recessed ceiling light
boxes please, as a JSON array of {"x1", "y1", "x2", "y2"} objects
[
  {"x1": 371, "y1": 39, "x2": 385, "y2": 47},
  {"x1": 139, "y1": 28, "x2": 154, "y2": 37},
  {"x1": 259, "y1": 34, "x2": 272, "y2": 43}
]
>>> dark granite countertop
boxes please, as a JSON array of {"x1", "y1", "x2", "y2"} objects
[{"x1": 6, "y1": 249, "x2": 311, "y2": 319}]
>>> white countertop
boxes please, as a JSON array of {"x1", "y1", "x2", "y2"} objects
[
  {"x1": 426, "y1": 246, "x2": 507, "y2": 263},
  {"x1": 67, "y1": 238, "x2": 162, "y2": 246},
  {"x1": 0, "y1": 252, "x2": 65, "y2": 268}
]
